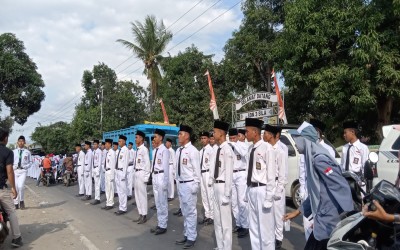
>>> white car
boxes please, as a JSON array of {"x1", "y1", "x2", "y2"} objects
[{"x1": 374, "y1": 125, "x2": 400, "y2": 185}]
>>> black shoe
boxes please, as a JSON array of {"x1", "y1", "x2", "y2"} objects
[
  {"x1": 131, "y1": 201, "x2": 136, "y2": 206},
  {"x1": 233, "y1": 225, "x2": 240, "y2": 233},
  {"x1": 91, "y1": 200, "x2": 100, "y2": 205},
  {"x1": 150, "y1": 204, "x2": 156, "y2": 210},
  {"x1": 168, "y1": 198, "x2": 174, "y2": 202},
  {"x1": 173, "y1": 208, "x2": 182, "y2": 216},
  {"x1": 137, "y1": 215, "x2": 147, "y2": 224},
  {"x1": 127, "y1": 196, "x2": 132, "y2": 201},
  {"x1": 205, "y1": 218, "x2": 214, "y2": 225},
  {"x1": 155, "y1": 228, "x2": 167, "y2": 235},
  {"x1": 20, "y1": 201, "x2": 25, "y2": 210},
  {"x1": 275, "y1": 240, "x2": 282, "y2": 250},
  {"x1": 133, "y1": 215, "x2": 142, "y2": 222},
  {"x1": 238, "y1": 228, "x2": 249, "y2": 238},
  {"x1": 76, "y1": 194, "x2": 84, "y2": 197},
  {"x1": 100, "y1": 191, "x2": 105, "y2": 194},
  {"x1": 175, "y1": 237, "x2": 187, "y2": 245},
  {"x1": 104, "y1": 206, "x2": 114, "y2": 210},
  {"x1": 198, "y1": 218, "x2": 207, "y2": 225},
  {"x1": 114, "y1": 193, "x2": 118, "y2": 197},
  {"x1": 150, "y1": 226, "x2": 160, "y2": 233},
  {"x1": 114, "y1": 210, "x2": 126, "y2": 215},
  {"x1": 183, "y1": 240, "x2": 195, "y2": 249},
  {"x1": 11, "y1": 236, "x2": 23, "y2": 247},
  {"x1": 177, "y1": 211, "x2": 183, "y2": 217},
  {"x1": 15, "y1": 204, "x2": 19, "y2": 210}
]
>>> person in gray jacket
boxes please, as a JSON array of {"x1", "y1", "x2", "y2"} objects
[{"x1": 284, "y1": 121, "x2": 353, "y2": 250}]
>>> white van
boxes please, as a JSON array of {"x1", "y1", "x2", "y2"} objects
[{"x1": 375, "y1": 125, "x2": 400, "y2": 185}]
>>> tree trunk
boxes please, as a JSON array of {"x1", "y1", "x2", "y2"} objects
[{"x1": 376, "y1": 95, "x2": 393, "y2": 141}]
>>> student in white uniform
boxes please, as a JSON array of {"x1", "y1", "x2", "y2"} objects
[
  {"x1": 133, "y1": 131, "x2": 151, "y2": 224},
  {"x1": 245, "y1": 118, "x2": 276, "y2": 250},
  {"x1": 13, "y1": 135, "x2": 32, "y2": 209},
  {"x1": 75, "y1": 143, "x2": 86, "y2": 197},
  {"x1": 310, "y1": 119, "x2": 335, "y2": 158},
  {"x1": 114, "y1": 135, "x2": 129, "y2": 215},
  {"x1": 82, "y1": 141, "x2": 93, "y2": 201},
  {"x1": 127, "y1": 142, "x2": 135, "y2": 201},
  {"x1": 112, "y1": 142, "x2": 119, "y2": 197},
  {"x1": 263, "y1": 125, "x2": 288, "y2": 249},
  {"x1": 150, "y1": 129, "x2": 170, "y2": 235},
  {"x1": 165, "y1": 138, "x2": 176, "y2": 201},
  {"x1": 91, "y1": 140, "x2": 102, "y2": 205},
  {"x1": 101, "y1": 139, "x2": 116, "y2": 210},
  {"x1": 228, "y1": 128, "x2": 249, "y2": 238},
  {"x1": 209, "y1": 120, "x2": 234, "y2": 250},
  {"x1": 209, "y1": 132, "x2": 218, "y2": 152},
  {"x1": 175, "y1": 125, "x2": 200, "y2": 249},
  {"x1": 198, "y1": 131, "x2": 215, "y2": 226},
  {"x1": 100, "y1": 142, "x2": 106, "y2": 194}
]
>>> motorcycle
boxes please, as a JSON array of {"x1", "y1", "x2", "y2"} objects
[
  {"x1": 328, "y1": 180, "x2": 400, "y2": 249},
  {"x1": 62, "y1": 170, "x2": 75, "y2": 187},
  {"x1": 0, "y1": 206, "x2": 9, "y2": 244},
  {"x1": 41, "y1": 168, "x2": 56, "y2": 187}
]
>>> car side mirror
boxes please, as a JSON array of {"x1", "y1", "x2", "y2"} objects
[{"x1": 368, "y1": 152, "x2": 379, "y2": 163}]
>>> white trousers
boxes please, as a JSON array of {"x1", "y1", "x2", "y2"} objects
[
  {"x1": 168, "y1": 164, "x2": 174, "y2": 199},
  {"x1": 273, "y1": 192, "x2": 286, "y2": 241},
  {"x1": 93, "y1": 167, "x2": 101, "y2": 201},
  {"x1": 178, "y1": 181, "x2": 198, "y2": 241},
  {"x1": 134, "y1": 170, "x2": 148, "y2": 215},
  {"x1": 232, "y1": 171, "x2": 249, "y2": 228},
  {"x1": 200, "y1": 170, "x2": 214, "y2": 219},
  {"x1": 84, "y1": 170, "x2": 92, "y2": 196},
  {"x1": 14, "y1": 169, "x2": 27, "y2": 205},
  {"x1": 153, "y1": 172, "x2": 168, "y2": 228},
  {"x1": 105, "y1": 170, "x2": 115, "y2": 207},
  {"x1": 248, "y1": 186, "x2": 275, "y2": 250},
  {"x1": 213, "y1": 183, "x2": 232, "y2": 250},
  {"x1": 126, "y1": 165, "x2": 134, "y2": 197},
  {"x1": 78, "y1": 167, "x2": 85, "y2": 195},
  {"x1": 116, "y1": 170, "x2": 127, "y2": 211},
  {"x1": 100, "y1": 168, "x2": 105, "y2": 192}
]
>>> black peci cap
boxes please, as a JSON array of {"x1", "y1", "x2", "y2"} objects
[
  {"x1": 105, "y1": 139, "x2": 113, "y2": 144},
  {"x1": 179, "y1": 125, "x2": 193, "y2": 135},
  {"x1": 343, "y1": 120, "x2": 358, "y2": 130},
  {"x1": 128, "y1": 142, "x2": 133, "y2": 146},
  {"x1": 119, "y1": 135, "x2": 127, "y2": 141},
  {"x1": 112, "y1": 142, "x2": 118, "y2": 146},
  {"x1": 214, "y1": 120, "x2": 230, "y2": 132},
  {"x1": 18, "y1": 135, "x2": 25, "y2": 141},
  {"x1": 166, "y1": 138, "x2": 173, "y2": 143},
  {"x1": 84, "y1": 141, "x2": 91, "y2": 146},
  {"x1": 136, "y1": 131, "x2": 146, "y2": 139},
  {"x1": 93, "y1": 139, "x2": 100, "y2": 144},
  {"x1": 228, "y1": 128, "x2": 238, "y2": 136},
  {"x1": 154, "y1": 129, "x2": 166, "y2": 137},
  {"x1": 245, "y1": 118, "x2": 264, "y2": 129},
  {"x1": 199, "y1": 131, "x2": 210, "y2": 137},
  {"x1": 238, "y1": 129, "x2": 246, "y2": 135}
]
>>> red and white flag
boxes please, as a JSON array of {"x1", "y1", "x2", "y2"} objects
[
  {"x1": 205, "y1": 70, "x2": 219, "y2": 120},
  {"x1": 272, "y1": 69, "x2": 288, "y2": 124},
  {"x1": 159, "y1": 99, "x2": 169, "y2": 124}
]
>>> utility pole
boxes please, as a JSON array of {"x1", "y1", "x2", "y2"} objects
[{"x1": 100, "y1": 86, "x2": 103, "y2": 135}]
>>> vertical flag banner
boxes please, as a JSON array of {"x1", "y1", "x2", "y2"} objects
[
  {"x1": 159, "y1": 99, "x2": 169, "y2": 124},
  {"x1": 204, "y1": 70, "x2": 220, "y2": 120},
  {"x1": 272, "y1": 69, "x2": 288, "y2": 124}
]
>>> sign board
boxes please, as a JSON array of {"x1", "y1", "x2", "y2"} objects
[
  {"x1": 235, "y1": 116, "x2": 278, "y2": 128},
  {"x1": 235, "y1": 92, "x2": 277, "y2": 110},
  {"x1": 238, "y1": 108, "x2": 275, "y2": 120},
  {"x1": 235, "y1": 121, "x2": 245, "y2": 128}
]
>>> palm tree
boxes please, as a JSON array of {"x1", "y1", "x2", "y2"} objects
[{"x1": 117, "y1": 15, "x2": 173, "y2": 108}]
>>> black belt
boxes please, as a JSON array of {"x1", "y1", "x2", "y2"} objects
[
  {"x1": 153, "y1": 170, "x2": 164, "y2": 174},
  {"x1": 93, "y1": 166, "x2": 98, "y2": 168},
  {"x1": 117, "y1": 168, "x2": 123, "y2": 171},
  {"x1": 135, "y1": 169, "x2": 142, "y2": 172},
  {"x1": 179, "y1": 180, "x2": 194, "y2": 184},
  {"x1": 215, "y1": 180, "x2": 225, "y2": 183},
  {"x1": 233, "y1": 169, "x2": 246, "y2": 173},
  {"x1": 275, "y1": 177, "x2": 278, "y2": 181},
  {"x1": 17, "y1": 167, "x2": 23, "y2": 170},
  {"x1": 201, "y1": 169, "x2": 209, "y2": 173},
  {"x1": 106, "y1": 168, "x2": 111, "y2": 171},
  {"x1": 128, "y1": 164, "x2": 134, "y2": 166},
  {"x1": 250, "y1": 182, "x2": 266, "y2": 187}
]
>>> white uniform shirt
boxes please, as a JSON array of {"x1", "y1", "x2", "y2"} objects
[
  {"x1": 341, "y1": 139, "x2": 369, "y2": 174},
  {"x1": 212, "y1": 144, "x2": 218, "y2": 152},
  {"x1": 135, "y1": 143, "x2": 151, "y2": 181},
  {"x1": 93, "y1": 148, "x2": 102, "y2": 169},
  {"x1": 77, "y1": 151, "x2": 85, "y2": 171},
  {"x1": 152, "y1": 144, "x2": 170, "y2": 185},
  {"x1": 13, "y1": 148, "x2": 32, "y2": 170},
  {"x1": 209, "y1": 141, "x2": 234, "y2": 197},
  {"x1": 84, "y1": 149, "x2": 93, "y2": 172},
  {"x1": 168, "y1": 147, "x2": 176, "y2": 171},
  {"x1": 230, "y1": 141, "x2": 248, "y2": 170},
  {"x1": 105, "y1": 149, "x2": 116, "y2": 174},
  {"x1": 101, "y1": 149, "x2": 108, "y2": 171},
  {"x1": 128, "y1": 148, "x2": 135, "y2": 166},
  {"x1": 175, "y1": 142, "x2": 201, "y2": 184},
  {"x1": 248, "y1": 140, "x2": 276, "y2": 204},
  {"x1": 199, "y1": 144, "x2": 215, "y2": 171},
  {"x1": 320, "y1": 139, "x2": 335, "y2": 158},
  {"x1": 116, "y1": 145, "x2": 129, "y2": 175},
  {"x1": 273, "y1": 141, "x2": 288, "y2": 197}
]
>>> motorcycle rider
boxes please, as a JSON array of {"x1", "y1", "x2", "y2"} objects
[
  {"x1": 62, "y1": 154, "x2": 74, "y2": 185},
  {"x1": 36, "y1": 154, "x2": 52, "y2": 186}
]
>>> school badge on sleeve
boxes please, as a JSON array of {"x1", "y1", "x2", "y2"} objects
[{"x1": 324, "y1": 167, "x2": 333, "y2": 176}]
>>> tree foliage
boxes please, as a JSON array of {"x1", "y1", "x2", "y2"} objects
[
  {"x1": 0, "y1": 33, "x2": 45, "y2": 125},
  {"x1": 31, "y1": 121, "x2": 71, "y2": 154}
]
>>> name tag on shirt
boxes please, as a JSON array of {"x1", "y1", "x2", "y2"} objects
[
  {"x1": 119, "y1": 155, "x2": 123, "y2": 160},
  {"x1": 183, "y1": 159, "x2": 188, "y2": 165},
  {"x1": 353, "y1": 158, "x2": 359, "y2": 164},
  {"x1": 237, "y1": 155, "x2": 241, "y2": 160},
  {"x1": 138, "y1": 159, "x2": 141, "y2": 163},
  {"x1": 256, "y1": 162, "x2": 261, "y2": 170},
  {"x1": 157, "y1": 159, "x2": 161, "y2": 164},
  {"x1": 205, "y1": 158, "x2": 208, "y2": 163}
]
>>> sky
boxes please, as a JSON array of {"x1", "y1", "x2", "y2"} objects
[{"x1": 0, "y1": 0, "x2": 243, "y2": 144}]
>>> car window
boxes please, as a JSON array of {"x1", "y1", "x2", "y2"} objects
[
  {"x1": 393, "y1": 135, "x2": 400, "y2": 150},
  {"x1": 280, "y1": 135, "x2": 296, "y2": 156}
]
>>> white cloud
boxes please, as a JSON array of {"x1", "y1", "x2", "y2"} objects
[{"x1": 0, "y1": 0, "x2": 242, "y2": 144}]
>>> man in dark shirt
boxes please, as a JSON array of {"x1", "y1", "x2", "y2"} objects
[{"x1": 0, "y1": 128, "x2": 23, "y2": 247}]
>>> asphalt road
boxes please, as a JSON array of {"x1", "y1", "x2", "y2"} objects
[{"x1": 2, "y1": 178, "x2": 306, "y2": 250}]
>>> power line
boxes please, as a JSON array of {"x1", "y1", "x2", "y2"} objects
[{"x1": 166, "y1": 0, "x2": 205, "y2": 31}]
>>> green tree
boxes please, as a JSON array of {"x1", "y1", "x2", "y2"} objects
[
  {"x1": 0, "y1": 33, "x2": 45, "y2": 125},
  {"x1": 117, "y1": 15, "x2": 173, "y2": 107},
  {"x1": 31, "y1": 121, "x2": 72, "y2": 154}
]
